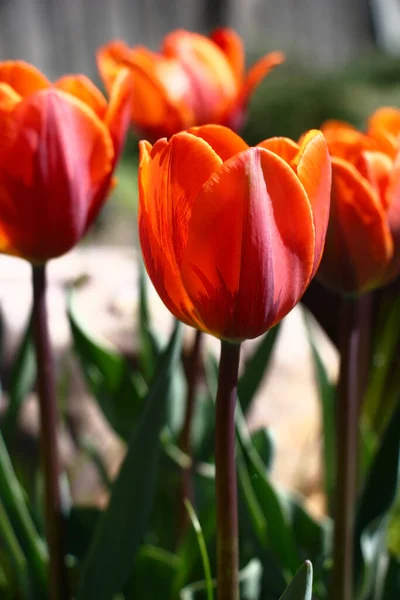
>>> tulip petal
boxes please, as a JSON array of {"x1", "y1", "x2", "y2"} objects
[
  {"x1": 180, "y1": 147, "x2": 314, "y2": 340},
  {"x1": 162, "y1": 30, "x2": 237, "y2": 123},
  {"x1": 257, "y1": 137, "x2": 299, "y2": 163},
  {"x1": 54, "y1": 75, "x2": 108, "y2": 120},
  {"x1": 357, "y1": 150, "x2": 392, "y2": 210},
  {"x1": 241, "y1": 51, "x2": 285, "y2": 106},
  {"x1": 0, "y1": 61, "x2": 50, "y2": 96},
  {"x1": 295, "y1": 130, "x2": 332, "y2": 276},
  {"x1": 104, "y1": 68, "x2": 133, "y2": 163},
  {"x1": 138, "y1": 133, "x2": 222, "y2": 328},
  {"x1": 383, "y1": 152, "x2": 400, "y2": 281},
  {"x1": 127, "y1": 50, "x2": 193, "y2": 139},
  {"x1": 188, "y1": 124, "x2": 248, "y2": 161},
  {"x1": 0, "y1": 89, "x2": 112, "y2": 262},
  {"x1": 368, "y1": 107, "x2": 400, "y2": 138},
  {"x1": 97, "y1": 41, "x2": 132, "y2": 92},
  {"x1": 210, "y1": 28, "x2": 245, "y2": 83},
  {"x1": 0, "y1": 83, "x2": 21, "y2": 112},
  {"x1": 318, "y1": 158, "x2": 393, "y2": 292}
]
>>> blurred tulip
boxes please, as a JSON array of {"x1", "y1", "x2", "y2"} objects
[
  {"x1": 138, "y1": 125, "x2": 331, "y2": 341},
  {"x1": 318, "y1": 111, "x2": 400, "y2": 294},
  {"x1": 97, "y1": 29, "x2": 284, "y2": 140},
  {"x1": 0, "y1": 60, "x2": 132, "y2": 263}
]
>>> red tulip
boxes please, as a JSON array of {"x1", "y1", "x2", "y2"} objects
[
  {"x1": 138, "y1": 125, "x2": 331, "y2": 341},
  {"x1": 318, "y1": 112, "x2": 400, "y2": 294},
  {"x1": 0, "y1": 61, "x2": 132, "y2": 263},
  {"x1": 97, "y1": 29, "x2": 284, "y2": 140}
]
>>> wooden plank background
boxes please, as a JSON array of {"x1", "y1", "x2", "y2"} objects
[{"x1": 0, "y1": 0, "x2": 376, "y2": 81}]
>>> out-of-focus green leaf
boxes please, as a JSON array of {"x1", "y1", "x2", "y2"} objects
[
  {"x1": 180, "y1": 559, "x2": 262, "y2": 600},
  {"x1": 250, "y1": 428, "x2": 275, "y2": 473},
  {"x1": 355, "y1": 404, "x2": 400, "y2": 597},
  {"x1": 68, "y1": 292, "x2": 147, "y2": 441},
  {"x1": 382, "y1": 555, "x2": 400, "y2": 600},
  {"x1": 130, "y1": 545, "x2": 179, "y2": 599},
  {"x1": 364, "y1": 296, "x2": 400, "y2": 435},
  {"x1": 279, "y1": 561, "x2": 313, "y2": 600},
  {"x1": 2, "y1": 315, "x2": 36, "y2": 442},
  {"x1": 66, "y1": 507, "x2": 101, "y2": 562},
  {"x1": 288, "y1": 494, "x2": 330, "y2": 565},
  {"x1": 184, "y1": 499, "x2": 213, "y2": 600},
  {"x1": 138, "y1": 260, "x2": 162, "y2": 382},
  {"x1": 0, "y1": 499, "x2": 30, "y2": 596},
  {"x1": 238, "y1": 324, "x2": 281, "y2": 414},
  {"x1": 173, "y1": 472, "x2": 216, "y2": 595},
  {"x1": 236, "y1": 406, "x2": 301, "y2": 576},
  {"x1": 303, "y1": 310, "x2": 336, "y2": 514},
  {"x1": 0, "y1": 432, "x2": 47, "y2": 593},
  {"x1": 76, "y1": 323, "x2": 182, "y2": 600}
]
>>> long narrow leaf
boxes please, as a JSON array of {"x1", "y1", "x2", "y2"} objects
[
  {"x1": 238, "y1": 324, "x2": 281, "y2": 414},
  {"x1": 2, "y1": 315, "x2": 36, "y2": 442},
  {"x1": 0, "y1": 432, "x2": 47, "y2": 591},
  {"x1": 76, "y1": 323, "x2": 182, "y2": 600},
  {"x1": 279, "y1": 561, "x2": 313, "y2": 600},
  {"x1": 303, "y1": 310, "x2": 336, "y2": 514},
  {"x1": 184, "y1": 499, "x2": 214, "y2": 600}
]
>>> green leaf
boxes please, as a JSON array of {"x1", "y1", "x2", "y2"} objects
[
  {"x1": 303, "y1": 309, "x2": 336, "y2": 514},
  {"x1": 76, "y1": 323, "x2": 182, "y2": 600},
  {"x1": 355, "y1": 404, "x2": 400, "y2": 595},
  {"x1": 382, "y1": 555, "x2": 400, "y2": 600},
  {"x1": 2, "y1": 315, "x2": 36, "y2": 442},
  {"x1": 138, "y1": 260, "x2": 162, "y2": 382},
  {"x1": 279, "y1": 561, "x2": 313, "y2": 600},
  {"x1": 68, "y1": 291, "x2": 147, "y2": 441},
  {"x1": 288, "y1": 494, "x2": 330, "y2": 566},
  {"x1": 130, "y1": 545, "x2": 179, "y2": 599},
  {"x1": 364, "y1": 296, "x2": 400, "y2": 435},
  {"x1": 66, "y1": 507, "x2": 101, "y2": 561},
  {"x1": 250, "y1": 428, "x2": 275, "y2": 472},
  {"x1": 0, "y1": 431, "x2": 47, "y2": 593},
  {"x1": 184, "y1": 499, "x2": 214, "y2": 600},
  {"x1": 236, "y1": 406, "x2": 301, "y2": 575},
  {"x1": 0, "y1": 499, "x2": 30, "y2": 596},
  {"x1": 238, "y1": 324, "x2": 281, "y2": 414},
  {"x1": 180, "y1": 559, "x2": 262, "y2": 600}
]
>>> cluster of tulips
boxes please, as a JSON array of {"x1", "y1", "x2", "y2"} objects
[{"x1": 0, "y1": 27, "x2": 400, "y2": 600}]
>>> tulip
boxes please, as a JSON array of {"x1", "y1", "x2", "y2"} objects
[
  {"x1": 138, "y1": 124, "x2": 331, "y2": 341},
  {"x1": 0, "y1": 60, "x2": 132, "y2": 263},
  {"x1": 97, "y1": 29, "x2": 284, "y2": 140},
  {"x1": 318, "y1": 112, "x2": 400, "y2": 294}
]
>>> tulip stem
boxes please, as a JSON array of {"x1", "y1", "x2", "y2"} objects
[
  {"x1": 215, "y1": 341, "x2": 240, "y2": 600},
  {"x1": 179, "y1": 330, "x2": 203, "y2": 530},
  {"x1": 332, "y1": 295, "x2": 367, "y2": 600},
  {"x1": 32, "y1": 265, "x2": 67, "y2": 600}
]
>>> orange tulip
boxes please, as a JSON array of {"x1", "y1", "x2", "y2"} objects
[
  {"x1": 0, "y1": 60, "x2": 132, "y2": 263},
  {"x1": 97, "y1": 29, "x2": 284, "y2": 141},
  {"x1": 138, "y1": 125, "x2": 331, "y2": 341},
  {"x1": 318, "y1": 111, "x2": 400, "y2": 294}
]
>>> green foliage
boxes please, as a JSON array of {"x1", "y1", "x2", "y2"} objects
[{"x1": 76, "y1": 323, "x2": 182, "y2": 599}]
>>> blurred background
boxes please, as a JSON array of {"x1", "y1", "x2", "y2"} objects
[
  {"x1": 0, "y1": 0, "x2": 400, "y2": 520},
  {"x1": 2, "y1": 0, "x2": 400, "y2": 240}
]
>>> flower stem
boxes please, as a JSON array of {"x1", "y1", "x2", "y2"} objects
[
  {"x1": 179, "y1": 330, "x2": 203, "y2": 529},
  {"x1": 32, "y1": 265, "x2": 68, "y2": 600},
  {"x1": 332, "y1": 295, "x2": 366, "y2": 600},
  {"x1": 215, "y1": 341, "x2": 240, "y2": 600}
]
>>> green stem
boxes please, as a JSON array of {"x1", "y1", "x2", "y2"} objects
[
  {"x1": 332, "y1": 296, "x2": 365, "y2": 600},
  {"x1": 215, "y1": 341, "x2": 240, "y2": 600},
  {"x1": 32, "y1": 265, "x2": 68, "y2": 600}
]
